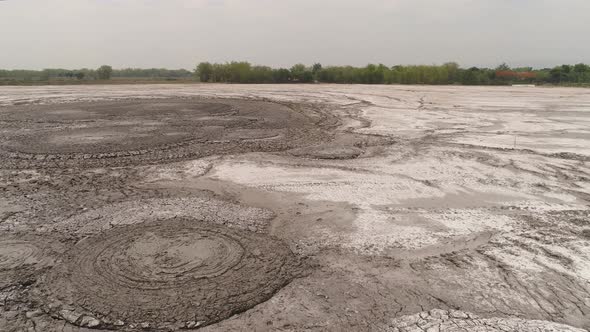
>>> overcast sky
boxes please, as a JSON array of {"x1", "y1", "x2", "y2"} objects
[{"x1": 1, "y1": 0, "x2": 589, "y2": 70}]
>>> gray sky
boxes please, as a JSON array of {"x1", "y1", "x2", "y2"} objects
[{"x1": 1, "y1": 0, "x2": 589, "y2": 70}]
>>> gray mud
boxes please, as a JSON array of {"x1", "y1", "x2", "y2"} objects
[
  {"x1": 0, "y1": 85, "x2": 588, "y2": 332},
  {"x1": 36, "y1": 218, "x2": 303, "y2": 330},
  {"x1": 0, "y1": 97, "x2": 335, "y2": 168}
]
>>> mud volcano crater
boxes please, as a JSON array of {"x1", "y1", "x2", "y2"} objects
[
  {"x1": 39, "y1": 218, "x2": 303, "y2": 330},
  {"x1": 0, "y1": 98, "x2": 331, "y2": 168}
]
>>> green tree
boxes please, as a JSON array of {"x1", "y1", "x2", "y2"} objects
[
  {"x1": 250, "y1": 66, "x2": 274, "y2": 83},
  {"x1": 572, "y1": 63, "x2": 590, "y2": 83},
  {"x1": 184, "y1": 61, "x2": 590, "y2": 86},
  {"x1": 462, "y1": 67, "x2": 481, "y2": 85},
  {"x1": 549, "y1": 67, "x2": 564, "y2": 83},
  {"x1": 227, "y1": 61, "x2": 252, "y2": 83},
  {"x1": 273, "y1": 68, "x2": 291, "y2": 83},
  {"x1": 290, "y1": 64, "x2": 306, "y2": 81},
  {"x1": 312, "y1": 63, "x2": 322, "y2": 74},
  {"x1": 312, "y1": 63, "x2": 322, "y2": 81},
  {"x1": 290, "y1": 64, "x2": 313, "y2": 83},
  {"x1": 443, "y1": 62, "x2": 459, "y2": 84},
  {"x1": 496, "y1": 63, "x2": 510, "y2": 71},
  {"x1": 96, "y1": 65, "x2": 113, "y2": 80},
  {"x1": 196, "y1": 62, "x2": 213, "y2": 82},
  {"x1": 573, "y1": 63, "x2": 589, "y2": 74}
]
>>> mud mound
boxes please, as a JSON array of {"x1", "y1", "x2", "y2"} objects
[
  {"x1": 0, "y1": 236, "x2": 62, "y2": 289},
  {"x1": 40, "y1": 218, "x2": 303, "y2": 330},
  {"x1": 0, "y1": 98, "x2": 332, "y2": 168}
]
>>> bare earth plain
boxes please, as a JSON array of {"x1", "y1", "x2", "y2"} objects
[{"x1": 0, "y1": 84, "x2": 589, "y2": 332}]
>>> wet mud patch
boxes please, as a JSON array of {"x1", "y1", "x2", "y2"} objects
[{"x1": 38, "y1": 218, "x2": 304, "y2": 330}]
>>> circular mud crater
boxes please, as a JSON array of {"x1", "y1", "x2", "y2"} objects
[
  {"x1": 39, "y1": 218, "x2": 303, "y2": 330},
  {"x1": 0, "y1": 98, "x2": 333, "y2": 168}
]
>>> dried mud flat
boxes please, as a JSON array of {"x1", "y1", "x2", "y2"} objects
[{"x1": 0, "y1": 84, "x2": 589, "y2": 332}]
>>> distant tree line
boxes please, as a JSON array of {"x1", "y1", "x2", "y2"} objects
[
  {"x1": 195, "y1": 61, "x2": 590, "y2": 85},
  {"x1": 2, "y1": 63, "x2": 589, "y2": 86},
  {"x1": 111, "y1": 68, "x2": 192, "y2": 79},
  {"x1": 0, "y1": 65, "x2": 192, "y2": 83}
]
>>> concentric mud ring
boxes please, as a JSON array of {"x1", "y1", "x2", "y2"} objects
[
  {"x1": 41, "y1": 218, "x2": 303, "y2": 330},
  {"x1": 0, "y1": 98, "x2": 329, "y2": 168}
]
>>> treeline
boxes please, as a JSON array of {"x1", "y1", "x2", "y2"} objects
[
  {"x1": 3, "y1": 63, "x2": 590, "y2": 86},
  {"x1": 196, "y1": 62, "x2": 590, "y2": 85},
  {"x1": 111, "y1": 68, "x2": 192, "y2": 78},
  {"x1": 0, "y1": 66, "x2": 192, "y2": 84}
]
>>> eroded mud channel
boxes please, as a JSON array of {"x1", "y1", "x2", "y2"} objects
[{"x1": 1, "y1": 85, "x2": 589, "y2": 332}]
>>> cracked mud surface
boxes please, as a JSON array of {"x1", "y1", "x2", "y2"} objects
[
  {"x1": 0, "y1": 235, "x2": 64, "y2": 290},
  {"x1": 382, "y1": 309, "x2": 584, "y2": 331},
  {"x1": 0, "y1": 84, "x2": 589, "y2": 332}
]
